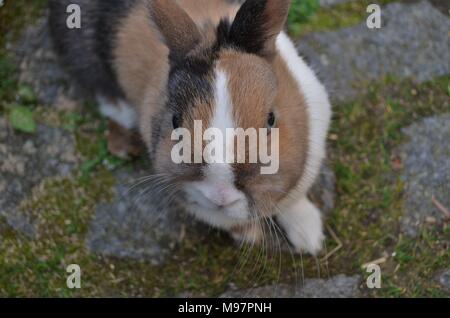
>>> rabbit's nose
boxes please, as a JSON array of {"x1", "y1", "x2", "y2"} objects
[{"x1": 196, "y1": 184, "x2": 242, "y2": 208}]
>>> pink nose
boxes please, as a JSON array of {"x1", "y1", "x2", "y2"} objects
[{"x1": 197, "y1": 185, "x2": 242, "y2": 208}]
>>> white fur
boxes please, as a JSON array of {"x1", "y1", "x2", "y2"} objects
[
  {"x1": 183, "y1": 69, "x2": 249, "y2": 228},
  {"x1": 276, "y1": 33, "x2": 332, "y2": 196},
  {"x1": 277, "y1": 197, "x2": 324, "y2": 255},
  {"x1": 275, "y1": 32, "x2": 332, "y2": 253},
  {"x1": 97, "y1": 96, "x2": 137, "y2": 129}
]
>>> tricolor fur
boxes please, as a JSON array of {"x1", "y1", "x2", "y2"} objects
[{"x1": 49, "y1": 0, "x2": 332, "y2": 254}]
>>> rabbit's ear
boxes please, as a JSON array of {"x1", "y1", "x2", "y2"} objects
[
  {"x1": 224, "y1": 0, "x2": 291, "y2": 59},
  {"x1": 148, "y1": 0, "x2": 201, "y2": 63}
]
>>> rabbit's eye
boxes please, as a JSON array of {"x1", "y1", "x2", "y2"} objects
[
  {"x1": 172, "y1": 114, "x2": 181, "y2": 129},
  {"x1": 267, "y1": 112, "x2": 276, "y2": 128}
]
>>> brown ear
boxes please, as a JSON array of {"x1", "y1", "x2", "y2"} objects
[
  {"x1": 148, "y1": 0, "x2": 201, "y2": 62},
  {"x1": 226, "y1": 0, "x2": 291, "y2": 58}
]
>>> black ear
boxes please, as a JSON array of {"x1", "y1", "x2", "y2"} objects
[
  {"x1": 225, "y1": 0, "x2": 291, "y2": 58},
  {"x1": 148, "y1": 0, "x2": 201, "y2": 62}
]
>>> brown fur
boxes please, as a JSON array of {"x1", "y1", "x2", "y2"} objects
[
  {"x1": 114, "y1": 0, "x2": 307, "y2": 219},
  {"x1": 181, "y1": 0, "x2": 240, "y2": 30},
  {"x1": 113, "y1": 0, "x2": 240, "y2": 148},
  {"x1": 260, "y1": 0, "x2": 291, "y2": 58},
  {"x1": 107, "y1": 120, "x2": 145, "y2": 159},
  {"x1": 49, "y1": 0, "x2": 323, "y2": 250},
  {"x1": 215, "y1": 49, "x2": 309, "y2": 217},
  {"x1": 148, "y1": 0, "x2": 202, "y2": 61},
  {"x1": 114, "y1": 1, "x2": 169, "y2": 112}
]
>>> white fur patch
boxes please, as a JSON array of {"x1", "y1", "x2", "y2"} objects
[
  {"x1": 204, "y1": 69, "x2": 236, "y2": 186},
  {"x1": 97, "y1": 96, "x2": 137, "y2": 129},
  {"x1": 277, "y1": 197, "x2": 324, "y2": 255},
  {"x1": 210, "y1": 69, "x2": 236, "y2": 164},
  {"x1": 182, "y1": 69, "x2": 249, "y2": 227},
  {"x1": 274, "y1": 32, "x2": 331, "y2": 255},
  {"x1": 275, "y1": 32, "x2": 332, "y2": 197}
]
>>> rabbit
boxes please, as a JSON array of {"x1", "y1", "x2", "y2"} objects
[{"x1": 49, "y1": 0, "x2": 332, "y2": 255}]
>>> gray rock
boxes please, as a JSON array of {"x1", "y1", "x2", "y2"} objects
[
  {"x1": 86, "y1": 160, "x2": 335, "y2": 265},
  {"x1": 428, "y1": 0, "x2": 450, "y2": 15},
  {"x1": 11, "y1": 12, "x2": 83, "y2": 106},
  {"x1": 87, "y1": 167, "x2": 190, "y2": 265},
  {"x1": 436, "y1": 270, "x2": 450, "y2": 292},
  {"x1": 400, "y1": 115, "x2": 450, "y2": 237},
  {"x1": 0, "y1": 117, "x2": 79, "y2": 237},
  {"x1": 298, "y1": 1, "x2": 450, "y2": 103},
  {"x1": 220, "y1": 275, "x2": 361, "y2": 298},
  {"x1": 310, "y1": 162, "x2": 336, "y2": 216},
  {"x1": 319, "y1": 0, "x2": 352, "y2": 7}
]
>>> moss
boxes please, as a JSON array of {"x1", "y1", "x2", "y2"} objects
[
  {"x1": 0, "y1": 54, "x2": 17, "y2": 107},
  {"x1": 288, "y1": 0, "x2": 320, "y2": 35},
  {"x1": 289, "y1": 0, "x2": 398, "y2": 38},
  {"x1": 0, "y1": 169, "x2": 115, "y2": 297},
  {"x1": 328, "y1": 76, "x2": 449, "y2": 297},
  {"x1": 0, "y1": 0, "x2": 47, "y2": 114},
  {"x1": 0, "y1": 0, "x2": 48, "y2": 46},
  {"x1": 0, "y1": 53, "x2": 19, "y2": 115}
]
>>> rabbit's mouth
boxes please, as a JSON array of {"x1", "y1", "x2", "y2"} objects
[
  {"x1": 185, "y1": 185, "x2": 248, "y2": 216},
  {"x1": 182, "y1": 182, "x2": 251, "y2": 228}
]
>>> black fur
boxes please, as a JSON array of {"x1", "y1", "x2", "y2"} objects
[
  {"x1": 166, "y1": 0, "x2": 273, "y2": 126},
  {"x1": 94, "y1": 0, "x2": 136, "y2": 98},
  {"x1": 150, "y1": 110, "x2": 164, "y2": 160},
  {"x1": 168, "y1": 55, "x2": 215, "y2": 120},
  {"x1": 216, "y1": 0, "x2": 270, "y2": 56},
  {"x1": 50, "y1": 0, "x2": 273, "y2": 141},
  {"x1": 49, "y1": 0, "x2": 136, "y2": 100},
  {"x1": 165, "y1": 0, "x2": 273, "y2": 129},
  {"x1": 150, "y1": 50, "x2": 217, "y2": 160}
]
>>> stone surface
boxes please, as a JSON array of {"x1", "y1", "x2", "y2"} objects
[
  {"x1": 220, "y1": 275, "x2": 361, "y2": 298},
  {"x1": 86, "y1": 167, "x2": 190, "y2": 265},
  {"x1": 298, "y1": 1, "x2": 450, "y2": 102},
  {"x1": 427, "y1": 0, "x2": 450, "y2": 15},
  {"x1": 400, "y1": 115, "x2": 450, "y2": 237},
  {"x1": 11, "y1": 12, "x2": 83, "y2": 106},
  {"x1": 85, "y1": 160, "x2": 336, "y2": 264},
  {"x1": 319, "y1": 0, "x2": 352, "y2": 7},
  {"x1": 0, "y1": 117, "x2": 80, "y2": 237},
  {"x1": 310, "y1": 162, "x2": 336, "y2": 216},
  {"x1": 436, "y1": 270, "x2": 450, "y2": 292}
]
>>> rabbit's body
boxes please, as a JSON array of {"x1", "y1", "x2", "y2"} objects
[{"x1": 50, "y1": 0, "x2": 332, "y2": 254}]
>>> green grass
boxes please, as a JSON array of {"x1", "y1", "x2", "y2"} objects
[
  {"x1": 0, "y1": 53, "x2": 18, "y2": 113},
  {"x1": 328, "y1": 76, "x2": 449, "y2": 297},
  {"x1": 288, "y1": 0, "x2": 320, "y2": 35},
  {"x1": 0, "y1": 53, "x2": 40, "y2": 132},
  {"x1": 288, "y1": 0, "x2": 398, "y2": 37}
]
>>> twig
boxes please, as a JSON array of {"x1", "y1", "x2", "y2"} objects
[
  {"x1": 362, "y1": 257, "x2": 387, "y2": 269},
  {"x1": 432, "y1": 196, "x2": 450, "y2": 219},
  {"x1": 320, "y1": 224, "x2": 343, "y2": 263}
]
